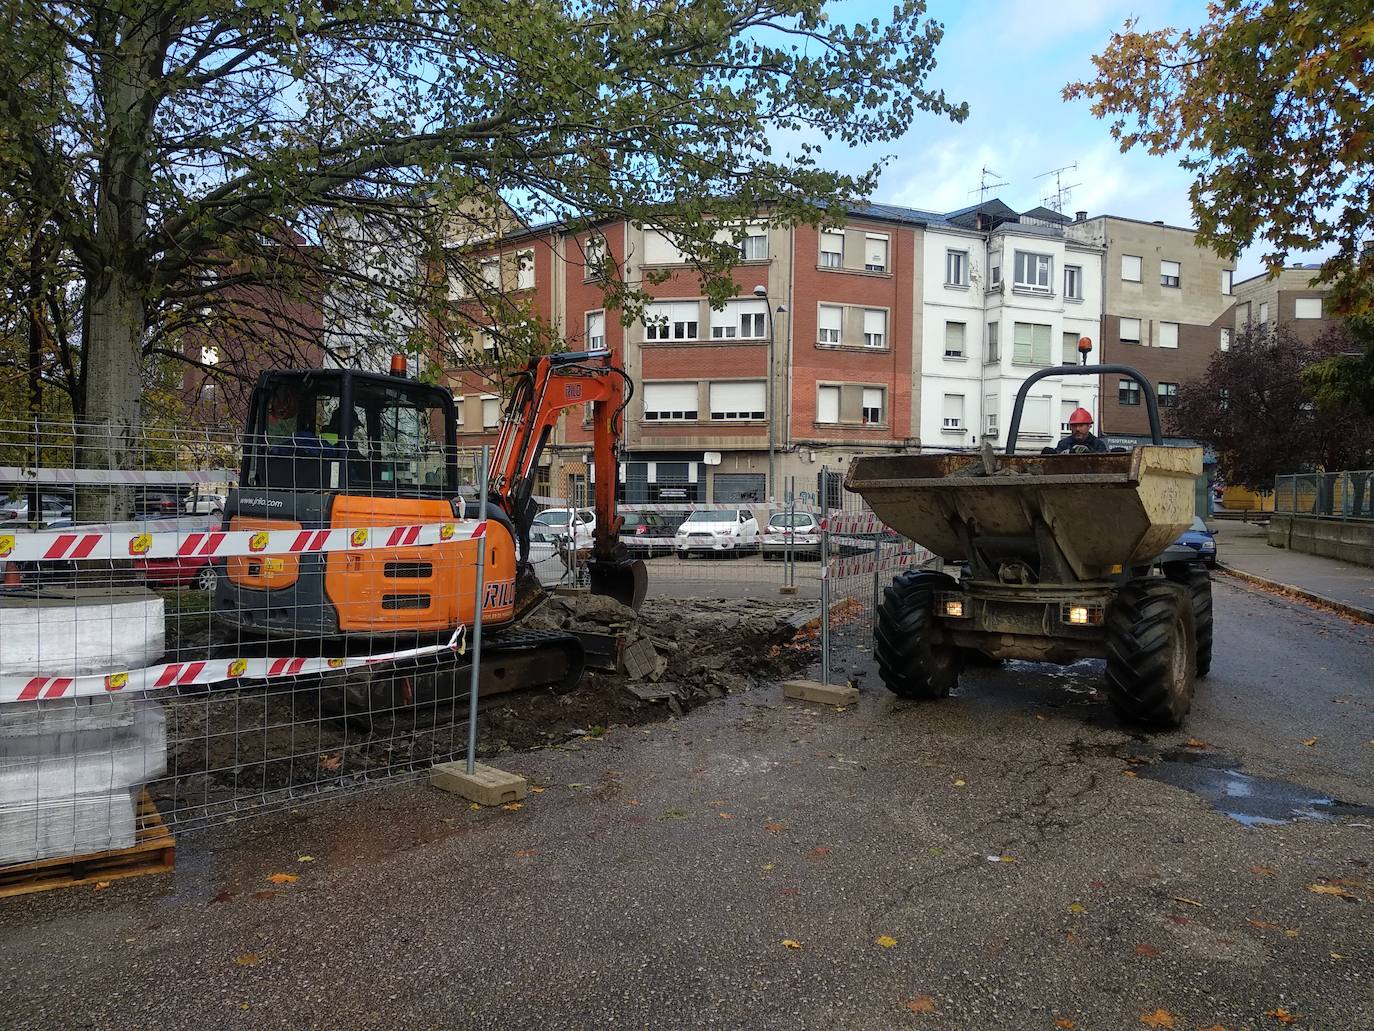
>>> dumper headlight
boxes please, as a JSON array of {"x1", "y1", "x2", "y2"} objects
[
  {"x1": 936, "y1": 592, "x2": 969, "y2": 618},
  {"x1": 1060, "y1": 602, "x2": 1104, "y2": 626},
  {"x1": 1068, "y1": 606, "x2": 1089, "y2": 625}
]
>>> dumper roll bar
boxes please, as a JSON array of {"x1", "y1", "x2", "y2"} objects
[{"x1": 1006, "y1": 364, "x2": 1162, "y2": 454}]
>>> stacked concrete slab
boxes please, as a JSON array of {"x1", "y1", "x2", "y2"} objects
[{"x1": 0, "y1": 587, "x2": 167, "y2": 866}]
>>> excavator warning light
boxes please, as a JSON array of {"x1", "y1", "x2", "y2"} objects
[
  {"x1": 1077, "y1": 336, "x2": 1093, "y2": 354},
  {"x1": 389, "y1": 353, "x2": 408, "y2": 377}
]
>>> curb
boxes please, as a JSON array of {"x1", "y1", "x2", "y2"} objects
[{"x1": 1215, "y1": 563, "x2": 1374, "y2": 624}]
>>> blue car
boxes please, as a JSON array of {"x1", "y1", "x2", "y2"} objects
[{"x1": 1163, "y1": 516, "x2": 1218, "y2": 567}]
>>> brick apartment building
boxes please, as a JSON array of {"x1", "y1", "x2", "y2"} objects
[{"x1": 1231, "y1": 265, "x2": 1337, "y2": 343}]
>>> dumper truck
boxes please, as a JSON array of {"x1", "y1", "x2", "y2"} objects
[{"x1": 845, "y1": 365, "x2": 1211, "y2": 728}]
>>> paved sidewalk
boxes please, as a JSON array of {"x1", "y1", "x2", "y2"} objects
[{"x1": 1213, "y1": 518, "x2": 1374, "y2": 618}]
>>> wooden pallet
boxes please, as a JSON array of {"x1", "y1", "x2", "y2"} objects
[{"x1": 0, "y1": 791, "x2": 176, "y2": 899}]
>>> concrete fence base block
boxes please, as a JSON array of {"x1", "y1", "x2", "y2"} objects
[
  {"x1": 778, "y1": 585, "x2": 800, "y2": 596},
  {"x1": 783, "y1": 680, "x2": 859, "y2": 706},
  {"x1": 431, "y1": 762, "x2": 528, "y2": 806}
]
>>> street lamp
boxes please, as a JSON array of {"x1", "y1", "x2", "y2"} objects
[{"x1": 754, "y1": 285, "x2": 786, "y2": 504}]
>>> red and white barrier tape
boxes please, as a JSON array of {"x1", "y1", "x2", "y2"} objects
[
  {"x1": 0, "y1": 466, "x2": 235, "y2": 486},
  {"x1": 0, "y1": 519, "x2": 487, "y2": 564},
  {"x1": 824, "y1": 549, "x2": 933, "y2": 580},
  {"x1": 0, "y1": 627, "x2": 466, "y2": 704}
]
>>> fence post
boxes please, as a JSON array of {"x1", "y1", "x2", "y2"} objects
[
  {"x1": 464, "y1": 445, "x2": 490, "y2": 777},
  {"x1": 820, "y1": 467, "x2": 831, "y2": 687}
]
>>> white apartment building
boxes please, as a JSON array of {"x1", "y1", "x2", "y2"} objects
[{"x1": 917, "y1": 203, "x2": 1104, "y2": 451}]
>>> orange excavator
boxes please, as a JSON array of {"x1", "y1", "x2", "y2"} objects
[{"x1": 213, "y1": 347, "x2": 645, "y2": 703}]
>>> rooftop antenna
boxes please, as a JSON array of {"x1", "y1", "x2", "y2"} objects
[
  {"x1": 968, "y1": 166, "x2": 1010, "y2": 204},
  {"x1": 1035, "y1": 163, "x2": 1081, "y2": 214}
]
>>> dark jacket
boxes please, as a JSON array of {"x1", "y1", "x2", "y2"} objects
[{"x1": 1053, "y1": 432, "x2": 1109, "y2": 454}]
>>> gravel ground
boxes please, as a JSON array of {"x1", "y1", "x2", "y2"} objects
[{"x1": 1, "y1": 575, "x2": 1371, "y2": 1030}]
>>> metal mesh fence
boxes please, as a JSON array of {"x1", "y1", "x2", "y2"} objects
[{"x1": 1273, "y1": 471, "x2": 1374, "y2": 521}]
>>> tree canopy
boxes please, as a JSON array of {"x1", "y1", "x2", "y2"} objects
[
  {"x1": 1167, "y1": 323, "x2": 1374, "y2": 491},
  {"x1": 0, "y1": 0, "x2": 966, "y2": 469},
  {"x1": 1064, "y1": 1, "x2": 1374, "y2": 315}
]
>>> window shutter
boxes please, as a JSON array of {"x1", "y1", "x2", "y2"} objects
[
  {"x1": 1121, "y1": 255, "x2": 1142, "y2": 281},
  {"x1": 1120, "y1": 317, "x2": 1141, "y2": 342},
  {"x1": 1024, "y1": 396, "x2": 1051, "y2": 436},
  {"x1": 941, "y1": 393, "x2": 963, "y2": 426},
  {"x1": 709, "y1": 381, "x2": 766, "y2": 419},
  {"x1": 643, "y1": 382, "x2": 698, "y2": 418},
  {"x1": 863, "y1": 309, "x2": 886, "y2": 335},
  {"x1": 864, "y1": 235, "x2": 888, "y2": 269},
  {"x1": 817, "y1": 386, "x2": 840, "y2": 423},
  {"x1": 819, "y1": 305, "x2": 842, "y2": 332},
  {"x1": 1158, "y1": 322, "x2": 1179, "y2": 348},
  {"x1": 945, "y1": 322, "x2": 965, "y2": 355}
]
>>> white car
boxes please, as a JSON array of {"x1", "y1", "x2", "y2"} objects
[
  {"x1": 674, "y1": 509, "x2": 760, "y2": 558},
  {"x1": 761, "y1": 511, "x2": 821, "y2": 560},
  {"x1": 183, "y1": 492, "x2": 226, "y2": 514}
]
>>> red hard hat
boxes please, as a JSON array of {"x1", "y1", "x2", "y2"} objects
[{"x1": 1068, "y1": 408, "x2": 1094, "y2": 426}]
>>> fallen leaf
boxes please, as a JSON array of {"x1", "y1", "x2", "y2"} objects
[
  {"x1": 1122, "y1": 769, "x2": 1138, "y2": 778},
  {"x1": 1138, "y1": 1008, "x2": 1176, "y2": 1028},
  {"x1": 1301, "y1": 737, "x2": 1319, "y2": 747},
  {"x1": 1135, "y1": 943, "x2": 1160, "y2": 957},
  {"x1": 1249, "y1": 865, "x2": 1275, "y2": 876},
  {"x1": 1198, "y1": 1025, "x2": 1230, "y2": 1031},
  {"x1": 94, "y1": 881, "x2": 111, "y2": 891},
  {"x1": 1167, "y1": 914, "x2": 1191, "y2": 926},
  {"x1": 764, "y1": 822, "x2": 784, "y2": 833},
  {"x1": 529, "y1": 786, "x2": 546, "y2": 794},
  {"x1": 1309, "y1": 883, "x2": 1356, "y2": 900},
  {"x1": 1064, "y1": 931, "x2": 1079, "y2": 944},
  {"x1": 875, "y1": 935, "x2": 898, "y2": 948},
  {"x1": 296, "y1": 855, "x2": 314, "y2": 863},
  {"x1": 1068, "y1": 903, "x2": 1085, "y2": 914},
  {"x1": 1264, "y1": 1008, "x2": 1297, "y2": 1025},
  {"x1": 906, "y1": 995, "x2": 937, "y2": 1014},
  {"x1": 1184, "y1": 737, "x2": 1209, "y2": 749},
  {"x1": 501, "y1": 802, "x2": 523, "y2": 812},
  {"x1": 953, "y1": 779, "x2": 967, "y2": 787},
  {"x1": 249, "y1": 890, "x2": 277, "y2": 900},
  {"x1": 265, "y1": 873, "x2": 298, "y2": 885},
  {"x1": 1054, "y1": 1021, "x2": 1076, "y2": 1029},
  {"x1": 1331, "y1": 951, "x2": 1345, "y2": 960},
  {"x1": 1283, "y1": 929, "x2": 1299, "y2": 938},
  {"x1": 468, "y1": 802, "x2": 481, "y2": 811},
  {"x1": 234, "y1": 953, "x2": 260, "y2": 967},
  {"x1": 1248, "y1": 919, "x2": 1279, "y2": 930},
  {"x1": 318, "y1": 753, "x2": 342, "y2": 772},
  {"x1": 210, "y1": 889, "x2": 234, "y2": 904},
  {"x1": 513, "y1": 848, "x2": 537, "y2": 858},
  {"x1": 810, "y1": 847, "x2": 830, "y2": 858},
  {"x1": 718, "y1": 812, "x2": 734, "y2": 820},
  {"x1": 762, "y1": 863, "x2": 774, "y2": 871},
  {"x1": 1172, "y1": 896, "x2": 1203, "y2": 908},
  {"x1": 781, "y1": 939, "x2": 802, "y2": 950}
]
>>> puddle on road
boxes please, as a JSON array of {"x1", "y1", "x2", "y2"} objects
[{"x1": 1137, "y1": 749, "x2": 1374, "y2": 828}]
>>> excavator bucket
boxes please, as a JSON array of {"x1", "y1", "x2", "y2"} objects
[{"x1": 588, "y1": 557, "x2": 649, "y2": 612}]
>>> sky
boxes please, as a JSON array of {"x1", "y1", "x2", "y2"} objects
[{"x1": 806, "y1": 0, "x2": 1313, "y2": 280}]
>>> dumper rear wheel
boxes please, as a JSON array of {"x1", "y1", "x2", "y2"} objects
[
  {"x1": 1104, "y1": 579, "x2": 1196, "y2": 727},
  {"x1": 874, "y1": 570, "x2": 962, "y2": 700},
  {"x1": 1164, "y1": 563, "x2": 1212, "y2": 678}
]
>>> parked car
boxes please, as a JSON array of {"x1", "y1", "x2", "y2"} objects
[
  {"x1": 761, "y1": 511, "x2": 822, "y2": 560},
  {"x1": 621, "y1": 513, "x2": 674, "y2": 557},
  {"x1": 674, "y1": 509, "x2": 760, "y2": 558},
  {"x1": 134, "y1": 554, "x2": 221, "y2": 592},
  {"x1": 1, "y1": 493, "x2": 72, "y2": 521},
  {"x1": 1161, "y1": 516, "x2": 1218, "y2": 568},
  {"x1": 183, "y1": 491, "x2": 226, "y2": 514},
  {"x1": 530, "y1": 508, "x2": 595, "y2": 548},
  {"x1": 135, "y1": 490, "x2": 179, "y2": 519}
]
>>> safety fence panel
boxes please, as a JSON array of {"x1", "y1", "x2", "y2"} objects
[{"x1": 1273, "y1": 470, "x2": 1374, "y2": 521}]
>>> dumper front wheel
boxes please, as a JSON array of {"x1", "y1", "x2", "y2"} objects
[
  {"x1": 1104, "y1": 580, "x2": 1196, "y2": 727},
  {"x1": 874, "y1": 570, "x2": 962, "y2": 700}
]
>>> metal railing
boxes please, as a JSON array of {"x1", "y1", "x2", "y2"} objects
[{"x1": 1273, "y1": 470, "x2": 1374, "y2": 521}]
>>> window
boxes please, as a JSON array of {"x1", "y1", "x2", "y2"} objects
[
  {"x1": 642, "y1": 382, "x2": 698, "y2": 421},
  {"x1": 817, "y1": 385, "x2": 840, "y2": 423},
  {"x1": 986, "y1": 322, "x2": 1000, "y2": 363},
  {"x1": 1157, "y1": 382, "x2": 1179, "y2": 408},
  {"x1": 585, "y1": 310, "x2": 606, "y2": 350},
  {"x1": 945, "y1": 250, "x2": 968, "y2": 287},
  {"x1": 1158, "y1": 322, "x2": 1179, "y2": 348},
  {"x1": 1258, "y1": 301, "x2": 1270, "y2": 324},
  {"x1": 984, "y1": 396, "x2": 999, "y2": 437},
  {"x1": 941, "y1": 393, "x2": 964, "y2": 430},
  {"x1": 449, "y1": 269, "x2": 469, "y2": 299},
  {"x1": 516, "y1": 250, "x2": 535, "y2": 290},
  {"x1": 710, "y1": 381, "x2": 766, "y2": 421},
  {"x1": 1119, "y1": 379, "x2": 1141, "y2": 406},
  {"x1": 1060, "y1": 400, "x2": 1079, "y2": 433},
  {"x1": 1220, "y1": 328, "x2": 1232, "y2": 352},
  {"x1": 1160, "y1": 260, "x2": 1181, "y2": 288},
  {"x1": 643, "y1": 228, "x2": 687, "y2": 265},
  {"x1": 864, "y1": 234, "x2": 889, "y2": 273},
  {"x1": 817, "y1": 304, "x2": 842, "y2": 345},
  {"x1": 1064, "y1": 265, "x2": 1083, "y2": 300},
  {"x1": 862, "y1": 387, "x2": 885, "y2": 425},
  {"x1": 1012, "y1": 321, "x2": 1052, "y2": 365},
  {"x1": 739, "y1": 225, "x2": 768, "y2": 262},
  {"x1": 480, "y1": 327, "x2": 497, "y2": 359},
  {"x1": 482, "y1": 395, "x2": 501, "y2": 428},
  {"x1": 1121, "y1": 254, "x2": 1142, "y2": 282},
  {"x1": 820, "y1": 230, "x2": 844, "y2": 269},
  {"x1": 644, "y1": 300, "x2": 698, "y2": 341},
  {"x1": 1218, "y1": 387, "x2": 1230, "y2": 410},
  {"x1": 863, "y1": 309, "x2": 887, "y2": 349},
  {"x1": 200, "y1": 345, "x2": 220, "y2": 366},
  {"x1": 944, "y1": 321, "x2": 966, "y2": 358},
  {"x1": 453, "y1": 395, "x2": 464, "y2": 426},
  {"x1": 1023, "y1": 396, "x2": 1051, "y2": 438},
  {"x1": 1221, "y1": 269, "x2": 1233, "y2": 294},
  {"x1": 1013, "y1": 251, "x2": 1053, "y2": 292},
  {"x1": 1295, "y1": 297, "x2": 1323, "y2": 319},
  {"x1": 990, "y1": 256, "x2": 1002, "y2": 287},
  {"x1": 1120, "y1": 317, "x2": 1142, "y2": 345},
  {"x1": 710, "y1": 299, "x2": 767, "y2": 339},
  {"x1": 1056, "y1": 332, "x2": 1075, "y2": 365},
  {"x1": 481, "y1": 257, "x2": 501, "y2": 289},
  {"x1": 584, "y1": 235, "x2": 606, "y2": 278}
]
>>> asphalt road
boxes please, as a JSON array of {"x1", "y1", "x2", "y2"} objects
[{"x1": 3, "y1": 574, "x2": 1372, "y2": 1030}]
